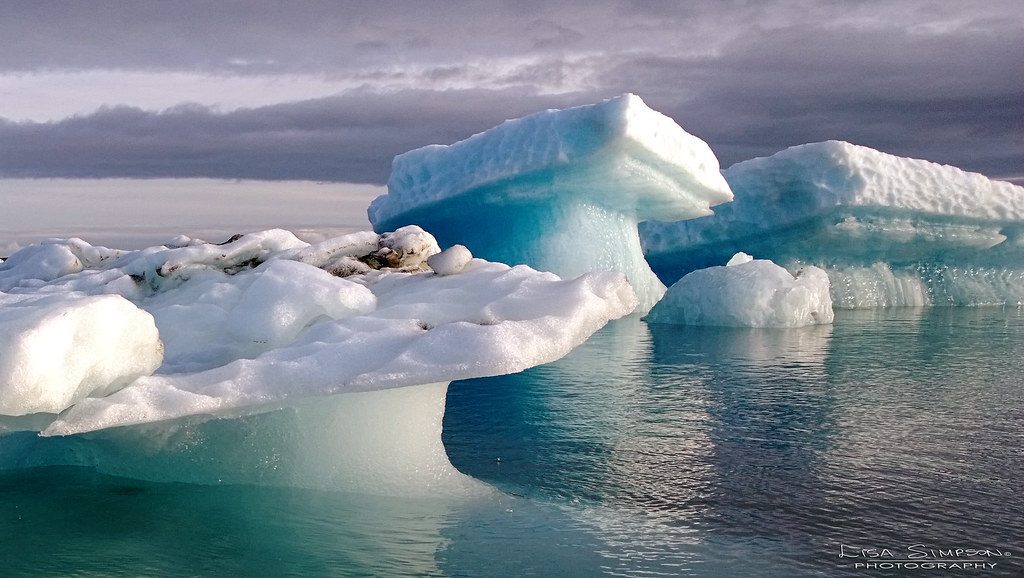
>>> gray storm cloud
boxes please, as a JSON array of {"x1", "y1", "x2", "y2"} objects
[{"x1": 0, "y1": 0, "x2": 1020, "y2": 182}]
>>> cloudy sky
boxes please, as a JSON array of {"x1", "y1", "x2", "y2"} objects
[{"x1": 0, "y1": 0, "x2": 1021, "y2": 240}]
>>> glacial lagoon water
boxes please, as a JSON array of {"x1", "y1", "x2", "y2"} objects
[{"x1": 2, "y1": 307, "x2": 1022, "y2": 576}]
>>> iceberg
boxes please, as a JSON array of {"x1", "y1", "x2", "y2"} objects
[
  {"x1": 644, "y1": 252, "x2": 834, "y2": 327},
  {"x1": 0, "y1": 227, "x2": 636, "y2": 495},
  {"x1": 640, "y1": 141, "x2": 1024, "y2": 307},
  {"x1": 368, "y1": 94, "x2": 733, "y2": 313}
]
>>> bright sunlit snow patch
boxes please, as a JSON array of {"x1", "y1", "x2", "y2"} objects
[
  {"x1": 369, "y1": 93, "x2": 733, "y2": 313},
  {"x1": 645, "y1": 253, "x2": 833, "y2": 327},
  {"x1": 0, "y1": 292, "x2": 162, "y2": 416},
  {"x1": 641, "y1": 141, "x2": 1024, "y2": 307}
]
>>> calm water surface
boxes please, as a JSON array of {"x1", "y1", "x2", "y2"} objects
[{"x1": 2, "y1": 308, "x2": 1022, "y2": 576}]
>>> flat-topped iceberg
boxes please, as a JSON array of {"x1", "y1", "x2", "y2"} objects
[
  {"x1": 641, "y1": 141, "x2": 1024, "y2": 307},
  {"x1": 369, "y1": 94, "x2": 733, "y2": 313},
  {"x1": 645, "y1": 252, "x2": 834, "y2": 327},
  {"x1": 0, "y1": 227, "x2": 636, "y2": 495}
]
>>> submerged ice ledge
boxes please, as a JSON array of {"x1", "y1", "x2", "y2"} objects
[
  {"x1": 0, "y1": 227, "x2": 635, "y2": 494},
  {"x1": 3, "y1": 382, "x2": 467, "y2": 496},
  {"x1": 369, "y1": 93, "x2": 733, "y2": 313},
  {"x1": 641, "y1": 141, "x2": 1024, "y2": 307}
]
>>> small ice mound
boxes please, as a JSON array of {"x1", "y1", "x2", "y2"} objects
[
  {"x1": 373, "y1": 225, "x2": 441, "y2": 268},
  {"x1": 726, "y1": 252, "x2": 754, "y2": 266},
  {"x1": 0, "y1": 238, "x2": 123, "y2": 289},
  {"x1": 640, "y1": 141, "x2": 1024, "y2": 307},
  {"x1": 645, "y1": 253, "x2": 834, "y2": 327},
  {"x1": 428, "y1": 245, "x2": 473, "y2": 276},
  {"x1": 368, "y1": 93, "x2": 733, "y2": 314},
  {"x1": 226, "y1": 260, "x2": 377, "y2": 348},
  {"x1": 0, "y1": 293, "x2": 162, "y2": 416}
]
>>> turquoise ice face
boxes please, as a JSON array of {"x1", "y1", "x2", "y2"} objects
[
  {"x1": 369, "y1": 94, "x2": 733, "y2": 314},
  {"x1": 640, "y1": 140, "x2": 1024, "y2": 308}
]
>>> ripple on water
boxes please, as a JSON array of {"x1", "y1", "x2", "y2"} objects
[{"x1": 446, "y1": 308, "x2": 1024, "y2": 576}]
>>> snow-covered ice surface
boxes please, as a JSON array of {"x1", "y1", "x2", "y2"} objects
[
  {"x1": 369, "y1": 94, "x2": 733, "y2": 313},
  {"x1": 641, "y1": 141, "x2": 1024, "y2": 307},
  {"x1": 645, "y1": 253, "x2": 834, "y2": 327},
  {"x1": 0, "y1": 227, "x2": 635, "y2": 494},
  {"x1": 0, "y1": 292, "x2": 163, "y2": 416}
]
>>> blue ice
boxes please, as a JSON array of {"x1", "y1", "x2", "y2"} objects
[
  {"x1": 369, "y1": 94, "x2": 733, "y2": 313},
  {"x1": 641, "y1": 141, "x2": 1024, "y2": 307}
]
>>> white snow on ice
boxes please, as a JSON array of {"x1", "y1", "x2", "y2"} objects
[
  {"x1": 642, "y1": 140, "x2": 1024, "y2": 251},
  {"x1": 0, "y1": 292, "x2": 163, "y2": 416},
  {"x1": 0, "y1": 227, "x2": 636, "y2": 434},
  {"x1": 427, "y1": 244, "x2": 473, "y2": 276}
]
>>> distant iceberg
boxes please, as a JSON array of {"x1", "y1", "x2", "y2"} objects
[
  {"x1": 369, "y1": 94, "x2": 733, "y2": 313},
  {"x1": 0, "y1": 228, "x2": 635, "y2": 495},
  {"x1": 641, "y1": 141, "x2": 1024, "y2": 307},
  {"x1": 645, "y1": 252, "x2": 834, "y2": 327}
]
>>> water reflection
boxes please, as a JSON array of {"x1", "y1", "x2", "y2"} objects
[
  {"x1": 446, "y1": 319, "x2": 837, "y2": 575},
  {"x1": 813, "y1": 307, "x2": 1024, "y2": 573},
  {"x1": 1, "y1": 307, "x2": 1021, "y2": 576},
  {"x1": 446, "y1": 309, "x2": 1024, "y2": 576},
  {"x1": 0, "y1": 466, "x2": 459, "y2": 576}
]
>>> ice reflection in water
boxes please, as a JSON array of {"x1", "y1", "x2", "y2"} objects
[{"x1": 445, "y1": 308, "x2": 1024, "y2": 576}]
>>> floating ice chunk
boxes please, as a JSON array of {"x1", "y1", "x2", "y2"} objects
[
  {"x1": 143, "y1": 228, "x2": 309, "y2": 282},
  {"x1": 0, "y1": 228, "x2": 635, "y2": 494},
  {"x1": 640, "y1": 141, "x2": 1024, "y2": 307},
  {"x1": 645, "y1": 254, "x2": 834, "y2": 327},
  {"x1": 164, "y1": 235, "x2": 194, "y2": 248},
  {"x1": 0, "y1": 228, "x2": 635, "y2": 433},
  {"x1": 369, "y1": 93, "x2": 733, "y2": 313},
  {"x1": 0, "y1": 244, "x2": 83, "y2": 284},
  {"x1": 428, "y1": 245, "x2": 473, "y2": 276},
  {"x1": 0, "y1": 292, "x2": 162, "y2": 415},
  {"x1": 280, "y1": 226, "x2": 439, "y2": 276}
]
